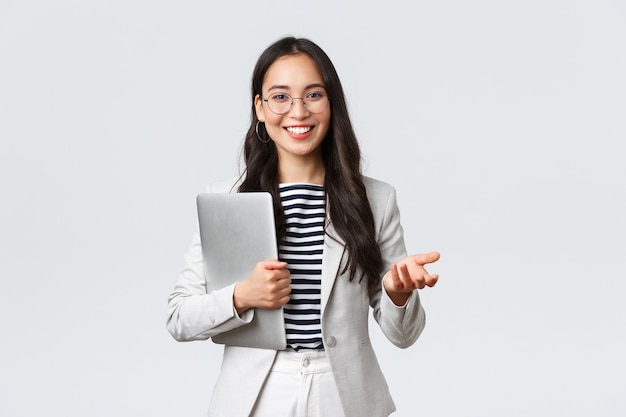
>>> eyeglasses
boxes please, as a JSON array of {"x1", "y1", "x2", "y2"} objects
[{"x1": 262, "y1": 91, "x2": 330, "y2": 115}]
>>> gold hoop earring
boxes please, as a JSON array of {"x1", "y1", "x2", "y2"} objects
[{"x1": 256, "y1": 121, "x2": 270, "y2": 143}]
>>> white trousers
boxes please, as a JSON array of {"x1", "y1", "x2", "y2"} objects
[{"x1": 250, "y1": 350, "x2": 346, "y2": 417}]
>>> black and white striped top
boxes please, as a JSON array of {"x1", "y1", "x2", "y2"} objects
[{"x1": 279, "y1": 183, "x2": 325, "y2": 351}]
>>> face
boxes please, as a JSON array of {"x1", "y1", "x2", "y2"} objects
[{"x1": 255, "y1": 53, "x2": 331, "y2": 164}]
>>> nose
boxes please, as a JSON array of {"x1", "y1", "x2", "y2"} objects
[{"x1": 288, "y1": 97, "x2": 310, "y2": 118}]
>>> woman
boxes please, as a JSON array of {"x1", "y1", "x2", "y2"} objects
[{"x1": 167, "y1": 36, "x2": 440, "y2": 417}]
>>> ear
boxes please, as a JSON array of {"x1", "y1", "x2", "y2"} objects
[{"x1": 254, "y1": 94, "x2": 265, "y2": 122}]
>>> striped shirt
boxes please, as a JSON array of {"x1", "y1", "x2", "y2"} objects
[{"x1": 279, "y1": 183, "x2": 325, "y2": 351}]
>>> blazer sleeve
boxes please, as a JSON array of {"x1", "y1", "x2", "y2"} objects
[
  {"x1": 369, "y1": 183, "x2": 426, "y2": 349},
  {"x1": 166, "y1": 180, "x2": 254, "y2": 342}
]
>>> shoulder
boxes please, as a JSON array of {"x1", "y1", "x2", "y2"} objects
[
  {"x1": 362, "y1": 175, "x2": 397, "y2": 200},
  {"x1": 362, "y1": 175, "x2": 399, "y2": 216},
  {"x1": 204, "y1": 176, "x2": 243, "y2": 194}
]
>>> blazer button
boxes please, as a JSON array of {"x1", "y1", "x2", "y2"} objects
[
  {"x1": 326, "y1": 336, "x2": 337, "y2": 347},
  {"x1": 209, "y1": 316, "x2": 216, "y2": 324}
]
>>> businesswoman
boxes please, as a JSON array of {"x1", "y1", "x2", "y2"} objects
[{"x1": 167, "y1": 36, "x2": 440, "y2": 417}]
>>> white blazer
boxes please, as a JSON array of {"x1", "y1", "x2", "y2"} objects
[{"x1": 167, "y1": 176, "x2": 426, "y2": 417}]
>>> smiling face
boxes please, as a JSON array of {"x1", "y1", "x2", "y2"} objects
[{"x1": 255, "y1": 53, "x2": 331, "y2": 168}]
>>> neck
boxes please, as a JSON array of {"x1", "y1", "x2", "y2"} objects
[{"x1": 278, "y1": 156, "x2": 325, "y2": 185}]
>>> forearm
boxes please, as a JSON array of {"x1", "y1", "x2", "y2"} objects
[
  {"x1": 167, "y1": 283, "x2": 253, "y2": 342},
  {"x1": 379, "y1": 286, "x2": 425, "y2": 348}
]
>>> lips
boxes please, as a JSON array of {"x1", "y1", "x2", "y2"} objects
[{"x1": 285, "y1": 126, "x2": 312, "y2": 135}]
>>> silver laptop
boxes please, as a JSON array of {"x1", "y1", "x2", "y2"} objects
[{"x1": 196, "y1": 192, "x2": 286, "y2": 350}]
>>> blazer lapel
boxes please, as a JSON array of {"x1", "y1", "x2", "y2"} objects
[{"x1": 321, "y1": 220, "x2": 346, "y2": 315}]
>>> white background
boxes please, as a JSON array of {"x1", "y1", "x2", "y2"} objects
[{"x1": 1, "y1": 1, "x2": 624, "y2": 416}]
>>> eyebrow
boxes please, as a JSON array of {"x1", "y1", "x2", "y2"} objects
[{"x1": 267, "y1": 83, "x2": 326, "y2": 92}]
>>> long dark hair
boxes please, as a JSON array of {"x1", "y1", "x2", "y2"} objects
[{"x1": 239, "y1": 37, "x2": 382, "y2": 289}]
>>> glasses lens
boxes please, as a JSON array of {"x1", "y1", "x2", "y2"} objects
[
  {"x1": 303, "y1": 92, "x2": 328, "y2": 113},
  {"x1": 267, "y1": 93, "x2": 291, "y2": 114}
]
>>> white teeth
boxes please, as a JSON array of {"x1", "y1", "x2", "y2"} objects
[{"x1": 286, "y1": 126, "x2": 312, "y2": 134}]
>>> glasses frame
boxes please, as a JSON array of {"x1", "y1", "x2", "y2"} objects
[{"x1": 262, "y1": 92, "x2": 330, "y2": 115}]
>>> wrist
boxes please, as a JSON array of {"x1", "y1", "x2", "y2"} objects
[
  {"x1": 233, "y1": 282, "x2": 250, "y2": 314},
  {"x1": 382, "y1": 273, "x2": 412, "y2": 306},
  {"x1": 385, "y1": 289, "x2": 411, "y2": 307}
]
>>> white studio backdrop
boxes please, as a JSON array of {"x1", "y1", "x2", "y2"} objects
[{"x1": 0, "y1": 1, "x2": 624, "y2": 416}]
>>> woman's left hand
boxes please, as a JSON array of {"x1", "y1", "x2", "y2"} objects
[{"x1": 383, "y1": 252, "x2": 440, "y2": 306}]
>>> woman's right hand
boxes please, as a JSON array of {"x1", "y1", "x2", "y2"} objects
[{"x1": 233, "y1": 260, "x2": 291, "y2": 315}]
